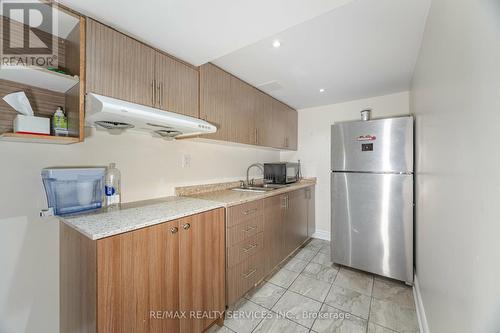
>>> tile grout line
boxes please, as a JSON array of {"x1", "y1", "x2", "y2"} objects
[
  {"x1": 244, "y1": 239, "x2": 414, "y2": 333},
  {"x1": 245, "y1": 242, "x2": 320, "y2": 332},
  {"x1": 224, "y1": 239, "x2": 335, "y2": 333},
  {"x1": 277, "y1": 243, "x2": 321, "y2": 330}
]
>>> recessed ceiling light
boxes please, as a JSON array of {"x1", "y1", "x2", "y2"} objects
[
  {"x1": 319, "y1": 88, "x2": 325, "y2": 93},
  {"x1": 272, "y1": 40, "x2": 281, "y2": 48}
]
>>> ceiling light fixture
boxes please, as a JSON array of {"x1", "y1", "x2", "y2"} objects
[
  {"x1": 319, "y1": 88, "x2": 325, "y2": 93},
  {"x1": 272, "y1": 40, "x2": 281, "y2": 48}
]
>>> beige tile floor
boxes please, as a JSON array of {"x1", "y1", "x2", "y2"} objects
[{"x1": 208, "y1": 238, "x2": 419, "y2": 333}]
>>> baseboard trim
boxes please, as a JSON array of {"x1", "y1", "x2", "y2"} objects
[
  {"x1": 413, "y1": 274, "x2": 430, "y2": 333},
  {"x1": 311, "y1": 229, "x2": 330, "y2": 241}
]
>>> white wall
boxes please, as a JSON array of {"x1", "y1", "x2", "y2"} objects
[
  {"x1": 0, "y1": 129, "x2": 279, "y2": 333},
  {"x1": 281, "y1": 91, "x2": 410, "y2": 238},
  {"x1": 410, "y1": 0, "x2": 500, "y2": 332}
]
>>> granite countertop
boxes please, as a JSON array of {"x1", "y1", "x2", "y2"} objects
[
  {"x1": 60, "y1": 196, "x2": 224, "y2": 240},
  {"x1": 184, "y1": 178, "x2": 316, "y2": 207}
]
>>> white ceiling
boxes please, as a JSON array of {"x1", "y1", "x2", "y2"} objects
[
  {"x1": 57, "y1": 0, "x2": 430, "y2": 109},
  {"x1": 213, "y1": 0, "x2": 431, "y2": 109},
  {"x1": 58, "y1": 0, "x2": 352, "y2": 66}
]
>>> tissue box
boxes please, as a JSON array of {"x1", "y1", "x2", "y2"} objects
[{"x1": 13, "y1": 115, "x2": 50, "y2": 135}]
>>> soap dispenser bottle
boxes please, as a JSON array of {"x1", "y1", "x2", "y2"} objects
[{"x1": 52, "y1": 106, "x2": 68, "y2": 136}]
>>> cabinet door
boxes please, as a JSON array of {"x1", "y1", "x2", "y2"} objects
[
  {"x1": 284, "y1": 189, "x2": 308, "y2": 254},
  {"x1": 179, "y1": 208, "x2": 225, "y2": 333},
  {"x1": 294, "y1": 189, "x2": 309, "y2": 246},
  {"x1": 285, "y1": 107, "x2": 298, "y2": 150},
  {"x1": 228, "y1": 76, "x2": 256, "y2": 145},
  {"x1": 254, "y1": 91, "x2": 274, "y2": 147},
  {"x1": 270, "y1": 100, "x2": 298, "y2": 150},
  {"x1": 86, "y1": 19, "x2": 155, "y2": 107},
  {"x1": 306, "y1": 186, "x2": 316, "y2": 237},
  {"x1": 199, "y1": 63, "x2": 231, "y2": 141},
  {"x1": 155, "y1": 53, "x2": 199, "y2": 117},
  {"x1": 270, "y1": 99, "x2": 287, "y2": 149},
  {"x1": 282, "y1": 193, "x2": 295, "y2": 257},
  {"x1": 97, "y1": 220, "x2": 180, "y2": 333},
  {"x1": 263, "y1": 195, "x2": 284, "y2": 275}
]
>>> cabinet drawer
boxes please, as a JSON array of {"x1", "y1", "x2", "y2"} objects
[
  {"x1": 227, "y1": 232, "x2": 264, "y2": 268},
  {"x1": 226, "y1": 215, "x2": 263, "y2": 247},
  {"x1": 226, "y1": 251, "x2": 264, "y2": 305},
  {"x1": 227, "y1": 200, "x2": 263, "y2": 228}
]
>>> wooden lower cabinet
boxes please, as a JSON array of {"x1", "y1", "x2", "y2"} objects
[
  {"x1": 226, "y1": 186, "x2": 316, "y2": 304},
  {"x1": 178, "y1": 210, "x2": 226, "y2": 332},
  {"x1": 263, "y1": 195, "x2": 284, "y2": 274},
  {"x1": 283, "y1": 189, "x2": 309, "y2": 256},
  {"x1": 225, "y1": 200, "x2": 265, "y2": 305},
  {"x1": 263, "y1": 186, "x2": 315, "y2": 277},
  {"x1": 60, "y1": 208, "x2": 225, "y2": 333},
  {"x1": 226, "y1": 252, "x2": 264, "y2": 305},
  {"x1": 306, "y1": 186, "x2": 316, "y2": 237}
]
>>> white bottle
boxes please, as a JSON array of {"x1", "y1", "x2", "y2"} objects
[{"x1": 105, "y1": 163, "x2": 121, "y2": 206}]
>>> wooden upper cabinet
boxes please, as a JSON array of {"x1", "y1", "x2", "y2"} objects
[
  {"x1": 285, "y1": 106, "x2": 298, "y2": 150},
  {"x1": 155, "y1": 53, "x2": 199, "y2": 118},
  {"x1": 199, "y1": 63, "x2": 231, "y2": 141},
  {"x1": 254, "y1": 91, "x2": 274, "y2": 147},
  {"x1": 86, "y1": 19, "x2": 155, "y2": 107},
  {"x1": 86, "y1": 18, "x2": 199, "y2": 117},
  {"x1": 199, "y1": 62, "x2": 298, "y2": 149},
  {"x1": 271, "y1": 100, "x2": 298, "y2": 150},
  {"x1": 200, "y1": 63, "x2": 256, "y2": 144},
  {"x1": 228, "y1": 76, "x2": 256, "y2": 145}
]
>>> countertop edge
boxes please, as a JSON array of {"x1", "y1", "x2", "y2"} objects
[
  {"x1": 185, "y1": 180, "x2": 316, "y2": 208},
  {"x1": 59, "y1": 203, "x2": 224, "y2": 241}
]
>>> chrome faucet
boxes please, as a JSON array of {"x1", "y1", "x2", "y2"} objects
[{"x1": 246, "y1": 163, "x2": 264, "y2": 186}]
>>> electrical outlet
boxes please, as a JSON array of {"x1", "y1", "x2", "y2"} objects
[{"x1": 182, "y1": 154, "x2": 191, "y2": 168}]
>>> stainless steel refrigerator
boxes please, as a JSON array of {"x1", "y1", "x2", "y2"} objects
[{"x1": 331, "y1": 116, "x2": 414, "y2": 284}]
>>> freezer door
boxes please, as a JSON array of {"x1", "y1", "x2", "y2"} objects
[
  {"x1": 331, "y1": 117, "x2": 413, "y2": 173},
  {"x1": 331, "y1": 172, "x2": 413, "y2": 283}
]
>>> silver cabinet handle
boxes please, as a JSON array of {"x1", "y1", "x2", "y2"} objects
[
  {"x1": 152, "y1": 80, "x2": 156, "y2": 106},
  {"x1": 243, "y1": 244, "x2": 258, "y2": 253},
  {"x1": 242, "y1": 225, "x2": 257, "y2": 233},
  {"x1": 160, "y1": 82, "x2": 164, "y2": 108},
  {"x1": 242, "y1": 268, "x2": 257, "y2": 279},
  {"x1": 170, "y1": 227, "x2": 178, "y2": 234},
  {"x1": 156, "y1": 82, "x2": 162, "y2": 107},
  {"x1": 243, "y1": 208, "x2": 257, "y2": 215},
  {"x1": 182, "y1": 223, "x2": 191, "y2": 230}
]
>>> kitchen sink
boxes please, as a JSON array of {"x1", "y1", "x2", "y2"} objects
[{"x1": 231, "y1": 183, "x2": 289, "y2": 193}]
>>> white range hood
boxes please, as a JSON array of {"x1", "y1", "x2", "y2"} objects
[{"x1": 85, "y1": 93, "x2": 217, "y2": 138}]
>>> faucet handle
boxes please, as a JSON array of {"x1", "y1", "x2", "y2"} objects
[{"x1": 239, "y1": 180, "x2": 245, "y2": 188}]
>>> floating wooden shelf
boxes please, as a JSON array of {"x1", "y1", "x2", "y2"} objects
[
  {"x1": 0, "y1": 66, "x2": 79, "y2": 93},
  {"x1": 0, "y1": 132, "x2": 80, "y2": 145}
]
